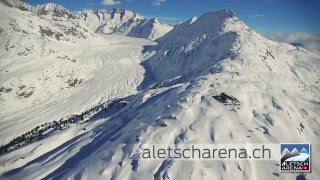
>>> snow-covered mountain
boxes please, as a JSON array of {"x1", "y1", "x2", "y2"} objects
[
  {"x1": 7, "y1": 0, "x2": 173, "y2": 41},
  {"x1": 0, "y1": 0, "x2": 172, "y2": 147},
  {"x1": 0, "y1": 0, "x2": 155, "y2": 147},
  {"x1": 142, "y1": 9, "x2": 240, "y2": 83},
  {"x1": 0, "y1": 1, "x2": 320, "y2": 180}
]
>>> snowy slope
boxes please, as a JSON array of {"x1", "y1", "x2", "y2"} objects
[
  {"x1": 142, "y1": 10, "x2": 252, "y2": 83},
  {"x1": 1, "y1": 1, "x2": 320, "y2": 180},
  {"x1": 0, "y1": 2, "x2": 155, "y2": 145}
]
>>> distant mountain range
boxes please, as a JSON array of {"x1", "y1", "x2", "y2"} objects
[{"x1": 7, "y1": 0, "x2": 173, "y2": 40}]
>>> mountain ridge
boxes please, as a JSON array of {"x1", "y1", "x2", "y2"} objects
[{"x1": 6, "y1": 0, "x2": 173, "y2": 40}]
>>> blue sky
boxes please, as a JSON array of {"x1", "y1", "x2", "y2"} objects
[{"x1": 26, "y1": 0, "x2": 320, "y2": 35}]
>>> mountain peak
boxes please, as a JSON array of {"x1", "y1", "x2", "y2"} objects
[
  {"x1": 216, "y1": 9, "x2": 236, "y2": 18},
  {"x1": 35, "y1": 3, "x2": 72, "y2": 17},
  {"x1": 157, "y1": 9, "x2": 239, "y2": 45},
  {"x1": 300, "y1": 148, "x2": 308, "y2": 154},
  {"x1": 110, "y1": 7, "x2": 137, "y2": 15},
  {"x1": 150, "y1": 18, "x2": 160, "y2": 23},
  {"x1": 37, "y1": 3, "x2": 68, "y2": 11},
  {"x1": 200, "y1": 9, "x2": 236, "y2": 21},
  {"x1": 111, "y1": 7, "x2": 125, "y2": 12},
  {"x1": 110, "y1": 7, "x2": 138, "y2": 20},
  {"x1": 291, "y1": 148, "x2": 300, "y2": 156}
]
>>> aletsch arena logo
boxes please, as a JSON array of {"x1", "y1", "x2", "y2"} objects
[{"x1": 280, "y1": 143, "x2": 311, "y2": 172}]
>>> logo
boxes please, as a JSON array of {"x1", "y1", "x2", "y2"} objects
[{"x1": 280, "y1": 143, "x2": 311, "y2": 172}]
